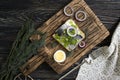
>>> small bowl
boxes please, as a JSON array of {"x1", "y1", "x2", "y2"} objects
[{"x1": 53, "y1": 50, "x2": 66, "y2": 63}]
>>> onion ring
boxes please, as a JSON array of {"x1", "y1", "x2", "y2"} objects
[
  {"x1": 79, "y1": 41, "x2": 86, "y2": 48},
  {"x1": 64, "y1": 6, "x2": 74, "y2": 17},
  {"x1": 75, "y1": 10, "x2": 87, "y2": 21}
]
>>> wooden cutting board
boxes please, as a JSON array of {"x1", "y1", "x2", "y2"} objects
[{"x1": 20, "y1": 0, "x2": 109, "y2": 75}]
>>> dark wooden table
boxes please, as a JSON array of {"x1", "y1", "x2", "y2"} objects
[{"x1": 0, "y1": 0, "x2": 120, "y2": 80}]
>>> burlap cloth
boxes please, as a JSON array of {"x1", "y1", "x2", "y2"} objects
[{"x1": 76, "y1": 22, "x2": 120, "y2": 80}]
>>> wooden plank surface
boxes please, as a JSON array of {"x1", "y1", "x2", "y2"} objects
[{"x1": 0, "y1": 0, "x2": 120, "y2": 80}]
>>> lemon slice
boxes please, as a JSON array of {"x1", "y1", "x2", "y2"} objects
[{"x1": 53, "y1": 50, "x2": 66, "y2": 63}]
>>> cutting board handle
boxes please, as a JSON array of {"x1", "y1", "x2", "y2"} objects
[{"x1": 20, "y1": 35, "x2": 51, "y2": 76}]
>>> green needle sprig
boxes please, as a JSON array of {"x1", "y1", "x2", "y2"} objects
[{"x1": 0, "y1": 19, "x2": 46, "y2": 80}]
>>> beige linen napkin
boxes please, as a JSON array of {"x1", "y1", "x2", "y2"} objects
[{"x1": 76, "y1": 22, "x2": 120, "y2": 80}]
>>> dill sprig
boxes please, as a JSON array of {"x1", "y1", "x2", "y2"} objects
[{"x1": 0, "y1": 19, "x2": 46, "y2": 80}]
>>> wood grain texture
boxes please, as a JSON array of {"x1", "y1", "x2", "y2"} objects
[
  {"x1": 20, "y1": 0, "x2": 109, "y2": 75},
  {"x1": 43, "y1": 0, "x2": 109, "y2": 74},
  {"x1": 0, "y1": 0, "x2": 120, "y2": 80}
]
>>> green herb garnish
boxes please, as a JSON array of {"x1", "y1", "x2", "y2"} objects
[
  {"x1": 0, "y1": 19, "x2": 46, "y2": 80},
  {"x1": 69, "y1": 28, "x2": 76, "y2": 35}
]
